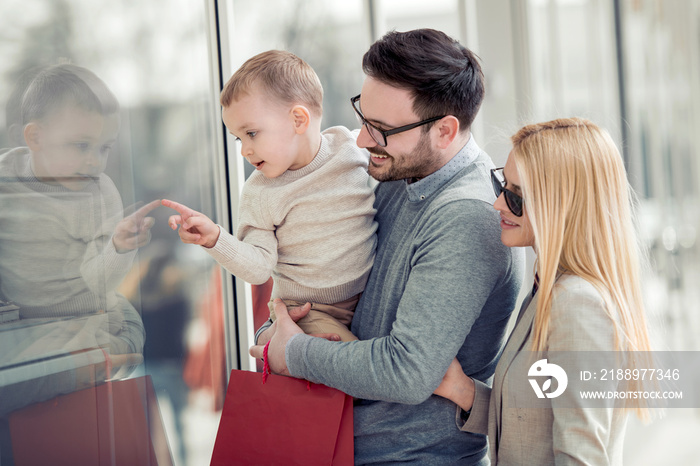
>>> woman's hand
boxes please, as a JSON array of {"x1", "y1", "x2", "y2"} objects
[{"x1": 434, "y1": 358, "x2": 476, "y2": 412}]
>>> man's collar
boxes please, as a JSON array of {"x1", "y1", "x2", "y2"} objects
[{"x1": 404, "y1": 136, "x2": 481, "y2": 202}]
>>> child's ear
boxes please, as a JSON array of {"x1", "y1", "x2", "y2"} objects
[
  {"x1": 23, "y1": 122, "x2": 42, "y2": 151},
  {"x1": 291, "y1": 105, "x2": 311, "y2": 134}
]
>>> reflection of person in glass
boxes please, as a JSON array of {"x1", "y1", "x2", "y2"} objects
[
  {"x1": 0, "y1": 64, "x2": 156, "y2": 413},
  {"x1": 2, "y1": 65, "x2": 43, "y2": 151}
]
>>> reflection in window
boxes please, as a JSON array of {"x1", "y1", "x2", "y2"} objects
[{"x1": 0, "y1": 1, "x2": 223, "y2": 464}]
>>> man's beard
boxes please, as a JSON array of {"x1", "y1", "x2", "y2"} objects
[{"x1": 368, "y1": 132, "x2": 438, "y2": 182}]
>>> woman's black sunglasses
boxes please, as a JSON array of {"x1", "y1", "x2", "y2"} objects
[{"x1": 490, "y1": 168, "x2": 524, "y2": 217}]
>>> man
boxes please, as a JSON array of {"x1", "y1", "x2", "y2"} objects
[{"x1": 252, "y1": 29, "x2": 524, "y2": 465}]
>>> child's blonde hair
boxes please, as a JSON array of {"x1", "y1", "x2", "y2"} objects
[
  {"x1": 512, "y1": 117, "x2": 653, "y2": 419},
  {"x1": 220, "y1": 50, "x2": 323, "y2": 117}
]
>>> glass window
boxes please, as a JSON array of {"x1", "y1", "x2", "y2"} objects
[
  {"x1": 228, "y1": 0, "x2": 369, "y2": 131},
  {"x1": 0, "y1": 1, "x2": 224, "y2": 464},
  {"x1": 223, "y1": 0, "x2": 370, "y2": 371},
  {"x1": 524, "y1": 0, "x2": 621, "y2": 139},
  {"x1": 619, "y1": 2, "x2": 700, "y2": 460},
  {"x1": 381, "y1": 0, "x2": 462, "y2": 41}
]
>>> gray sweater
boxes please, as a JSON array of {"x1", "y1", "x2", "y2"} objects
[{"x1": 286, "y1": 138, "x2": 525, "y2": 464}]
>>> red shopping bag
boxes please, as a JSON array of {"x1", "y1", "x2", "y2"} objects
[
  {"x1": 9, "y1": 375, "x2": 172, "y2": 466},
  {"x1": 210, "y1": 369, "x2": 353, "y2": 465}
]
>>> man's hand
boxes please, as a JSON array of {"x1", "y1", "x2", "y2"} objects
[
  {"x1": 162, "y1": 199, "x2": 220, "y2": 248},
  {"x1": 256, "y1": 301, "x2": 343, "y2": 347},
  {"x1": 113, "y1": 200, "x2": 160, "y2": 253},
  {"x1": 249, "y1": 299, "x2": 307, "y2": 376},
  {"x1": 256, "y1": 302, "x2": 312, "y2": 346}
]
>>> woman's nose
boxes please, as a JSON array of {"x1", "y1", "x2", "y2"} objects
[{"x1": 493, "y1": 191, "x2": 507, "y2": 212}]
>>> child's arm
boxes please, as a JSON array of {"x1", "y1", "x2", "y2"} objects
[
  {"x1": 80, "y1": 184, "x2": 152, "y2": 294},
  {"x1": 112, "y1": 199, "x2": 160, "y2": 253},
  {"x1": 163, "y1": 198, "x2": 277, "y2": 285},
  {"x1": 162, "y1": 199, "x2": 220, "y2": 248}
]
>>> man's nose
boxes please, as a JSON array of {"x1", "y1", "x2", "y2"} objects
[{"x1": 356, "y1": 125, "x2": 377, "y2": 149}]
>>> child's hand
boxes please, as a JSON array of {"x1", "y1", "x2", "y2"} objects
[
  {"x1": 162, "y1": 199, "x2": 220, "y2": 248},
  {"x1": 113, "y1": 199, "x2": 160, "y2": 253}
]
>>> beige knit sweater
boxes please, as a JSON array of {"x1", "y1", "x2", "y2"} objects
[{"x1": 206, "y1": 126, "x2": 377, "y2": 305}]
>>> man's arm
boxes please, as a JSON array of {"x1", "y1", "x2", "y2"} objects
[{"x1": 256, "y1": 202, "x2": 519, "y2": 403}]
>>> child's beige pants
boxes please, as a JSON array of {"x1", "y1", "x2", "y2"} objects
[{"x1": 268, "y1": 294, "x2": 359, "y2": 342}]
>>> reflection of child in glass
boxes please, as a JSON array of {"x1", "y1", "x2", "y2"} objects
[
  {"x1": 0, "y1": 64, "x2": 156, "y2": 380},
  {"x1": 163, "y1": 50, "x2": 377, "y2": 342}
]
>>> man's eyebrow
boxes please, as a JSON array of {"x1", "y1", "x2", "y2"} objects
[
  {"x1": 358, "y1": 101, "x2": 393, "y2": 128},
  {"x1": 365, "y1": 116, "x2": 392, "y2": 128}
]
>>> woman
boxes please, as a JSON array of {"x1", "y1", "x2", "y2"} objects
[{"x1": 435, "y1": 117, "x2": 653, "y2": 465}]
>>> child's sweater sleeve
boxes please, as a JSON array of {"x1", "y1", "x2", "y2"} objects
[{"x1": 205, "y1": 183, "x2": 278, "y2": 285}]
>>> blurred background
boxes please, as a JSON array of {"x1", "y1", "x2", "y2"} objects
[{"x1": 0, "y1": 0, "x2": 698, "y2": 464}]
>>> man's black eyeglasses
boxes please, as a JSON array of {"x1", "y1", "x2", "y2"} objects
[
  {"x1": 490, "y1": 167, "x2": 524, "y2": 217},
  {"x1": 351, "y1": 94, "x2": 445, "y2": 147}
]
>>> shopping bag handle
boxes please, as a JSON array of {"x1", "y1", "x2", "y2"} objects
[
  {"x1": 262, "y1": 340, "x2": 310, "y2": 390},
  {"x1": 262, "y1": 341, "x2": 271, "y2": 384}
]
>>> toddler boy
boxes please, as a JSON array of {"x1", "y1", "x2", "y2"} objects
[{"x1": 163, "y1": 50, "x2": 377, "y2": 342}]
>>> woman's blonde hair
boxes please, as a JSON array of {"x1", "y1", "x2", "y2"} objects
[{"x1": 512, "y1": 117, "x2": 652, "y2": 418}]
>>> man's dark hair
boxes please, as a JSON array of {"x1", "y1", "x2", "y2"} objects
[{"x1": 362, "y1": 28, "x2": 485, "y2": 132}]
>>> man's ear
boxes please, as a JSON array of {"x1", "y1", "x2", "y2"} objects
[
  {"x1": 434, "y1": 115, "x2": 460, "y2": 149},
  {"x1": 23, "y1": 122, "x2": 41, "y2": 151},
  {"x1": 291, "y1": 105, "x2": 311, "y2": 134}
]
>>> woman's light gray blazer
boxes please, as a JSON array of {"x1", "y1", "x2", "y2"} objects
[{"x1": 459, "y1": 274, "x2": 628, "y2": 465}]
